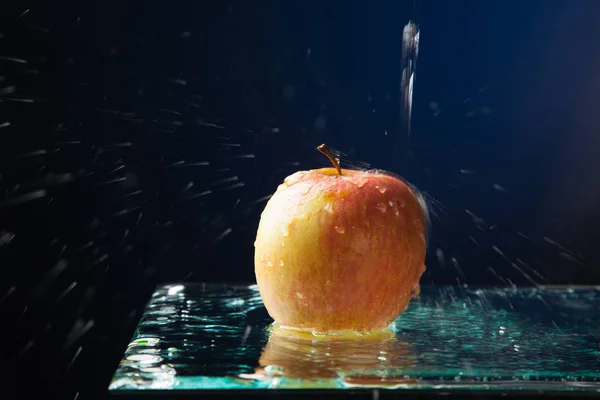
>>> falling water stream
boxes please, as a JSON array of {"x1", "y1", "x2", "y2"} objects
[{"x1": 400, "y1": 20, "x2": 419, "y2": 142}]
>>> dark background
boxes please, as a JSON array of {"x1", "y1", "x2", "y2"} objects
[{"x1": 1, "y1": 0, "x2": 600, "y2": 398}]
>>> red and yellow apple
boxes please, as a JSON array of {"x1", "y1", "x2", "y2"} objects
[{"x1": 254, "y1": 144, "x2": 427, "y2": 334}]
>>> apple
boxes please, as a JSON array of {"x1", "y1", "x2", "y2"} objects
[{"x1": 254, "y1": 144, "x2": 427, "y2": 334}]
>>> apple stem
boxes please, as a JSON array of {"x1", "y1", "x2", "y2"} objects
[{"x1": 317, "y1": 144, "x2": 342, "y2": 176}]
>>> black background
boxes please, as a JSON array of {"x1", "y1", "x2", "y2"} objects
[{"x1": 1, "y1": 0, "x2": 600, "y2": 398}]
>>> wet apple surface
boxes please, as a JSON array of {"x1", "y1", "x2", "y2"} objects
[{"x1": 254, "y1": 144, "x2": 427, "y2": 334}]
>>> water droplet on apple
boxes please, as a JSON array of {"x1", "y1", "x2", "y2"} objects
[
  {"x1": 412, "y1": 283, "x2": 421, "y2": 298},
  {"x1": 399, "y1": 199, "x2": 406, "y2": 208},
  {"x1": 295, "y1": 213, "x2": 309, "y2": 221},
  {"x1": 356, "y1": 178, "x2": 368, "y2": 188},
  {"x1": 375, "y1": 202, "x2": 387, "y2": 213},
  {"x1": 295, "y1": 292, "x2": 303, "y2": 299},
  {"x1": 281, "y1": 228, "x2": 290, "y2": 237},
  {"x1": 334, "y1": 225, "x2": 345, "y2": 234},
  {"x1": 301, "y1": 185, "x2": 311, "y2": 195},
  {"x1": 389, "y1": 201, "x2": 400, "y2": 216},
  {"x1": 311, "y1": 330, "x2": 328, "y2": 337},
  {"x1": 324, "y1": 202, "x2": 334, "y2": 214},
  {"x1": 260, "y1": 256, "x2": 265, "y2": 262},
  {"x1": 267, "y1": 261, "x2": 273, "y2": 267},
  {"x1": 336, "y1": 189, "x2": 350, "y2": 198},
  {"x1": 279, "y1": 260, "x2": 285, "y2": 267},
  {"x1": 280, "y1": 241, "x2": 285, "y2": 247},
  {"x1": 376, "y1": 185, "x2": 387, "y2": 194}
]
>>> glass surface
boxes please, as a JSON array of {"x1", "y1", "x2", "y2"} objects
[{"x1": 109, "y1": 283, "x2": 600, "y2": 393}]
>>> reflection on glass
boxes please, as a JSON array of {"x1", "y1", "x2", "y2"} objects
[{"x1": 254, "y1": 326, "x2": 418, "y2": 388}]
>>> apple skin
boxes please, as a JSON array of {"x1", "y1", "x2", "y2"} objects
[{"x1": 254, "y1": 167, "x2": 427, "y2": 334}]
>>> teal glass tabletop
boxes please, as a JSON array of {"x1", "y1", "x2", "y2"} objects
[{"x1": 109, "y1": 283, "x2": 600, "y2": 393}]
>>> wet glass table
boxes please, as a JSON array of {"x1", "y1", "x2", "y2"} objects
[{"x1": 109, "y1": 283, "x2": 600, "y2": 397}]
